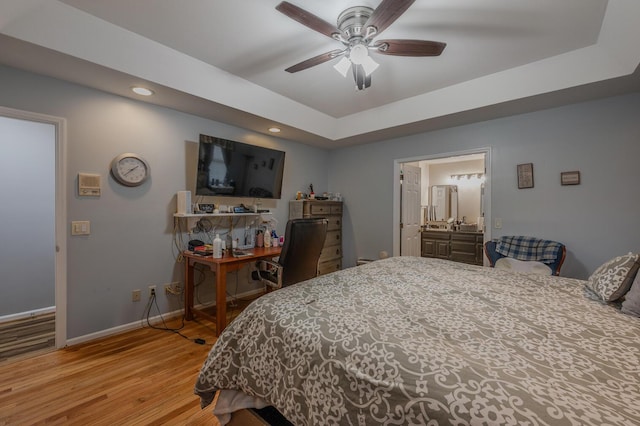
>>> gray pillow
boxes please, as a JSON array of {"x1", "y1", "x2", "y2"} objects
[
  {"x1": 621, "y1": 272, "x2": 640, "y2": 317},
  {"x1": 585, "y1": 253, "x2": 640, "y2": 302}
]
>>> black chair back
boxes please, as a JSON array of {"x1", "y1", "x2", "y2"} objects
[{"x1": 278, "y1": 218, "x2": 328, "y2": 287}]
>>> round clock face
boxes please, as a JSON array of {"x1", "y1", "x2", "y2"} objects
[{"x1": 110, "y1": 153, "x2": 150, "y2": 187}]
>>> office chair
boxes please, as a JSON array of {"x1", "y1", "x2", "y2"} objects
[
  {"x1": 484, "y1": 236, "x2": 567, "y2": 276},
  {"x1": 255, "y1": 218, "x2": 328, "y2": 289}
]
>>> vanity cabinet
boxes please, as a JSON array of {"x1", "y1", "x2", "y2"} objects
[
  {"x1": 289, "y1": 200, "x2": 343, "y2": 275},
  {"x1": 421, "y1": 230, "x2": 484, "y2": 266},
  {"x1": 421, "y1": 231, "x2": 450, "y2": 260}
]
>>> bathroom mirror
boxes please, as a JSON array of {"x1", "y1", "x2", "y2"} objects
[{"x1": 429, "y1": 185, "x2": 458, "y2": 221}]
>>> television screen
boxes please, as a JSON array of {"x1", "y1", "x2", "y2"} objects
[{"x1": 195, "y1": 134, "x2": 285, "y2": 199}]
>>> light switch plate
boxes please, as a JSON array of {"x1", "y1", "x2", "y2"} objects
[{"x1": 71, "y1": 220, "x2": 91, "y2": 235}]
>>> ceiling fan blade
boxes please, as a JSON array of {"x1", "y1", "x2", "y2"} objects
[
  {"x1": 373, "y1": 39, "x2": 446, "y2": 56},
  {"x1": 364, "y1": 0, "x2": 416, "y2": 37},
  {"x1": 276, "y1": 2, "x2": 340, "y2": 39},
  {"x1": 285, "y1": 49, "x2": 344, "y2": 73}
]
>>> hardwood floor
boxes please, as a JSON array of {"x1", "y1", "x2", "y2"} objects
[
  {"x1": 0, "y1": 301, "x2": 256, "y2": 425},
  {"x1": 0, "y1": 312, "x2": 55, "y2": 362}
]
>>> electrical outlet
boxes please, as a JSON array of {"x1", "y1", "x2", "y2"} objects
[
  {"x1": 148, "y1": 285, "x2": 156, "y2": 298},
  {"x1": 132, "y1": 290, "x2": 141, "y2": 302},
  {"x1": 164, "y1": 281, "x2": 182, "y2": 295}
]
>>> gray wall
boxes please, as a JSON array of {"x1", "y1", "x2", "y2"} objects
[
  {"x1": 329, "y1": 93, "x2": 640, "y2": 280},
  {"x1": 0, "y1": 65, "x2": 329, "y2": 339},
  {"x1": 2, "y1": 62, "x2": 639, "y2": 340},
  {"x1": 0, "y1": 116, "x2": 55, "y2": 316}
]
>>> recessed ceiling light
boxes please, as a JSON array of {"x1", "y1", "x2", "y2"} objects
[
  {"x1": 268, "y1": 127, "x2": 281, "y2": 133},
  {"x1": 131, "y1": 86, "x2": 154, "y2": 96}
]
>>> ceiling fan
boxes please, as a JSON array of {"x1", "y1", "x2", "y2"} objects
[{"x1": 276, "y1": 0, "x2": 446, "y2": 90}]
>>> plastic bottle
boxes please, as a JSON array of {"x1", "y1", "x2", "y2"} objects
[
  {"x1": 264, "y1": 227, "x2": 271, "y2": 247},
  {"x1": 212, "y1": 234, "x2": 222, "y2": 258}
]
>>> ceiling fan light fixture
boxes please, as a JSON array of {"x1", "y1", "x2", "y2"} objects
[
  {"x1": 333, "y1": 56, "x2": 351, "y2": 77},
  {"x1": 276, "y1": 1, "x2": 445, "y2": 91},
  {"x1": 348, "y1": 44, "x2": 368, "y2": 65},
  {"x1": 346, "y1": 43, "x2": 378, "y2": 78},
  {"x1": 360, "y1": 55, "x2": 379, "y2": 76}
]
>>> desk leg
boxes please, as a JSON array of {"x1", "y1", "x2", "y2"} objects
[
  {"x1": 184, "y1": 259, "x2": 194, "y2": 321},
  {"x1": 216, "y1": 264, "x2": 227, "y2": 336}
]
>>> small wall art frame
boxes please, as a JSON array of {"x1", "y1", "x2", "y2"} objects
[
  {"x1": 561, "y1": 171, "x2": 581, "y2": 185},
  {"x1": 517, "y1": 163, "x2": 534, "y2": 189}
]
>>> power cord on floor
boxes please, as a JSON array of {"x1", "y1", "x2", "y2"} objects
[{"x1": 143, "y1": 291, "x2": 210, "y2": 346}]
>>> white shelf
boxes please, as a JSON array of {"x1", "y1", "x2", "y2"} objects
[{"x1": 173, "y1": 212, "x2": 271, "y2": 218}]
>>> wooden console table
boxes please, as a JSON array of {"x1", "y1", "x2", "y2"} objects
[{"x1": 183, "y1": 246, "x2": 282, "y2": 336}]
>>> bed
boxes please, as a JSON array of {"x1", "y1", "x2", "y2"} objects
[{"x1": 195, "y1": 256, "x2": 640, "y2": 425}]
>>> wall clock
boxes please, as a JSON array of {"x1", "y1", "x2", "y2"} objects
[{"x1": 110, "y1": 153, "x2": 150, "y2": 187}]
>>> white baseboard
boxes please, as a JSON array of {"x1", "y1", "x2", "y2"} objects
[
  {"x1": 66, "y1": 287, "x2": 264, "y2": 347},
  {"x1": 0, "y1": 306, "x2": 56, "y2": 323}
]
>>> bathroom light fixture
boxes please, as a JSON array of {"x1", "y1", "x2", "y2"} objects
[
  {"x1": 131, "y1": 86, "x2": 154, "y2": 96},
  {"x1": 268, "y1": 127, "x2": 281, "y2": 133},
  {"x1": 450, "y1": 173, "x2": 485, "y2": 182}
]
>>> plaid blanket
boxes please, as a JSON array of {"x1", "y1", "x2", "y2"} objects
[{"x1": 495, "y1": 236, "x2": 563, "y2": 263}]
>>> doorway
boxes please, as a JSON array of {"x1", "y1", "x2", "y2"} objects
[
  {"x1": 393, "y1": 148, "x2": 491, "y2": 258},
  {"x1": 0, "y1": 107, "x2": 67, "y2": 356}
]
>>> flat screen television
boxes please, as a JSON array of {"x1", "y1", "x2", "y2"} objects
[{"x1": 195, "y1": 134, "x2": 285, "y2": 199}]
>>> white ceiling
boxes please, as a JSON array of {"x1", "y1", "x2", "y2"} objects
[{"x1": 1, "y1": 0, "x2": 639, "y2": 148}]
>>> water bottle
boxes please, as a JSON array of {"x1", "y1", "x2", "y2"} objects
[{"x1": 212, "y1": 234, "x2": 222, "y2": 258}]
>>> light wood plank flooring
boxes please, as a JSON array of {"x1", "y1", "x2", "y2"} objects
[
  {"x1": 0, "y1": 304, "x2": 255, "y2": 425},
  {"x1": 0, "y1": 313, "x2": 55, "y2": 362}
]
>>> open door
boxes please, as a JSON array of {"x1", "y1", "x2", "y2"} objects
[{"x1": 401, "y1": 164, "x2": 421, "y2": 256}]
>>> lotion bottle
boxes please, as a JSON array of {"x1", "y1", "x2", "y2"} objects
[
  {"x1": 264, "y1": 227, "x2": 271, "y2": 247},
  {"x1": 212, "y1": 234, "x2": 222, "y2": 258}
]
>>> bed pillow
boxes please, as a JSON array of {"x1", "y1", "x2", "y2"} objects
[
  {"x1": 586, "y1": 253, "x2": 640, "y2": 302},
  {"x1": 494, "y1": 257, "x2": 552, "y2": 275},
  {"x1": 621, "y1": 272, "x2": 640, "y2": 317}
]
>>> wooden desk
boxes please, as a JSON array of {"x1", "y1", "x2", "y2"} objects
[{"x1": 183, "y1": 246, "x2": 282, "y2": 336}]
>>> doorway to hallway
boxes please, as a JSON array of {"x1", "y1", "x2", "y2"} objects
[{"x1": 0, "y1": 107, "x2": 67, "y2": 359}]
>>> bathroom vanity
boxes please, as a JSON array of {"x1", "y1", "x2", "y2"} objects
[{"x1": 421, "y1": 230, "x2": 484, "y2": 266}]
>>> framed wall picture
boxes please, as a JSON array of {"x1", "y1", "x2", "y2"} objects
[
  {"x1": 517, "y1": 163, "x2": 534, "y2": 189},
  {"x1": 561, "y1": 171, "x2": 581, "y2": 185}
]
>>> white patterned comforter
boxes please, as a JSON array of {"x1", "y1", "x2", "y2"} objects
[{"x1": 195, "y1": 256, "x2": 640, "y2": 425}]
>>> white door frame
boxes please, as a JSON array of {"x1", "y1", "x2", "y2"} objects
[
  {"x1": 393, "y1": 147, "x2": 492, "y2": 258},
  {"x1": 0, "y1": 106, "x2": 67, "y2": 348}
]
